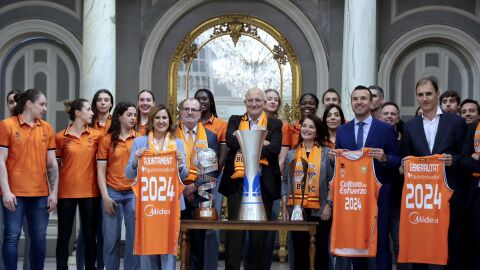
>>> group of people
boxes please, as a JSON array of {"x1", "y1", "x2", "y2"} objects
[{"x1": 0, "y1": 77, "x2": 478, "y2": 270}]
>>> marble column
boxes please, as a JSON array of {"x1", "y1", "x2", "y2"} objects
[
  {"x1": 81, "y1": 0, "x2": 116, "y2": 100},
  {"x1": 341, "y1": 0, "x2": 376, "y2": 119}
]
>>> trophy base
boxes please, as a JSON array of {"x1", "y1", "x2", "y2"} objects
[
  {"x1": 195, "y1": 207, "x2": 218, "y2": 220},
  {"x1": 238, "y1": 202, "x2": 267, "y2": 221},
  {"x1": 290, "y1": 205, "x2": 305, "y2": 222}
]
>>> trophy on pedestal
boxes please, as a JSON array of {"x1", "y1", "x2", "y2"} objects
[
  {"x1": 194, "y1": 148, "x2": 218, "y2": 220},
  {"x1": 234, "y1": 129, "x2": 268, "y2": 221},
  {"x1": 288, "y1": 158, "x2": 308, "y2": 221}
]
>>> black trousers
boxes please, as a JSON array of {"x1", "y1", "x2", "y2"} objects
[
  {"x1": 181, "y1": 197, "x2": 206, "y2": 270},
  {"x1": 224, "y1": 185, "x2": 274, "y2": 270},
  {"x1": 56, "y1": 197, "x2": 100, "y2": 270},
  {"x1": 291, "y1": 208, "x2": 332, "y2": 270},
  {"x1": 466, "y1": 187, "x2": 480, "y2": 270}
]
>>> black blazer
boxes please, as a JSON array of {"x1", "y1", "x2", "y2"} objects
[
  {"x1": 402, "y1": 112, "x2": 467, "y2": 204},
  {"x1": 219, "y1": 115, "x2": 282, "y2": 200},
  {"x1": 460, "y1": 121, "x2": 480, "y2": 187}
]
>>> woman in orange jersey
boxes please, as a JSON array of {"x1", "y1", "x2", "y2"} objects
[
  {"x1": 0, "y1": 89, "x2": 58, "y2": 269},
  {"x1": 322, "y1": 104, "x2": 346, "y2": 149},
  {"x1": 125, "y1": 104, "x2": 188, "y2": 270},
  {"x1": 194, "y1": 88, "x2": 227, "y2": 168},
  {"x1": 281, "y1": 114, "x2": 333, "y2": 270},
  {"x1": 90, "y1": 89, "x2": 114, "y2": 135},
  {"x1": 55, "y1": 99, "x2": 103, "y2": 270},
  {"x1": 97, "y1": 101, "x2": 139, "y2": 269},
  {"x1": 137, "y1": 89, "x2": 155, "y2": 136},
  {"x1": 289, "y1": 93, "x2": 320, "y2": 148}
]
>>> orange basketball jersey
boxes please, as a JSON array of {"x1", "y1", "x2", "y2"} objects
[
  {"x1": 398, "y1": 155, "x2": 452, "y2": 265},
  {"x1": 330, "y1": 148, "x2": 381, "y2": 257},
  {"x1": 132, "y1": 150, "x2": 185, "y2": 255}
]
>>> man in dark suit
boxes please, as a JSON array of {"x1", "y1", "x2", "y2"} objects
[
  {"x1": 219, "y1": 87, "x2": 282, "y2": 270},
  {"x1": 402, "y1": 78, "x2": 467, "y2": 270},
  {"x1": 333, "y1": 85, "x2": 400, "y2": 270},
  {"x1": 177, "y1": 98, "x2": 219, "y2": 270},
  {"x1": 460, "y1": 119, "x2": 480, "y2": 269}
]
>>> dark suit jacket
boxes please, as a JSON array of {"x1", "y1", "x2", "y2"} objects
[
  {"x1": 219, "y1": 115, "x2": 282, "y2": 200},
  {"x1": 335, "y1": 117, "x2": 401, "y2": 186},
  {"x1": 460, "y1": 121, "x2": 480, "y2": 204},
  {"x1": 181, "y1": 125, "x2": 219, "y2": 207},
  {"x1": 402, "y1": 112, "x2": 467, "y2": 204}
]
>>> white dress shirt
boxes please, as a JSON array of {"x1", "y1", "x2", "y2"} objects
[
  {"x1": 354, "y1": 115, "x2": 373, "y2": 148},
  {"x1": 248, "y1": 115, "x2": 259, "y2": 130},
  {"x1": 422, "y1": 106, "x2": 443, "y2": 153}
]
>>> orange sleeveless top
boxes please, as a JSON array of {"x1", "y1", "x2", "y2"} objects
[
  {"x1": 330, "y1": 148, "x2": 381, "y2": 257},
  {"x1": 398, "y1": 155, "x2": 452, "y2": 265},
  {"x1": 133, "y1": 150, "x2": 185, "y2": 255}
]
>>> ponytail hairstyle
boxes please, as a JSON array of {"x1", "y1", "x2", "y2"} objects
[
  {"x1": 108, "y1": 101, "x2": 136, "y2": 151},
  {"x1": 136, "y1": 89, "x2": 155, "y2": 127},
  {"x1": 13, "y1": 89, "x2": 44, "y2": 116},
  {"x1": 90, "y1": 89, "x2": 114, "y2": 128},
  {"x1": 63, "y1": 99, "x2": 90, "y2": 121}
]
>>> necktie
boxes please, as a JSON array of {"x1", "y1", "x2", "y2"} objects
[
  {"x1": 186, "y1": 129, "x2": 195, "y2": 168},
  {"x1": 356, "y1": 121, "x2": 365, "y2": 150},
  {"x1": 187, "y1": 129, "x2": 195, "y2": 153}
]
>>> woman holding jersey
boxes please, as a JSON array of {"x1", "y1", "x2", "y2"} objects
[{"x1": 126, "y1": 104, "x2": 188, "y2": 270}]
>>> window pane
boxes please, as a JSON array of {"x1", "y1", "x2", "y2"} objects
[
  {"x1": 57, "y1": 56, "x2": 69, "y2": 101},
  {"x1": 34, "y1": 72, "x2": 47, "y2": 96},
  {"x1": 34, "y1": 49, "x2": 47, "y2": 63}
]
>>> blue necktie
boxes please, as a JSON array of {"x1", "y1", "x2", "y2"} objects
[{"x1": 356, "y1": 121, "x2": 365, "y2": 150}]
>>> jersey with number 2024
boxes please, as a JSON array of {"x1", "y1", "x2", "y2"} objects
[
  {"x1": 133, "y1": 150, "x2": 185, "y2": 255},
  {"x1": 330, "y1": 148, "x2": 381, "y2": 257},
  {"x1": 398, "y1": 155, "x2": 452, "y2": 265}
]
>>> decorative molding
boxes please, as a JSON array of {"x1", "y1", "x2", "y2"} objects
[
  {"x1": 0, "y1": 19, "x2": 82, "y2": 70},
  {"x1": 378, "y1": 24, "x2": 480, "y2": 101},
  {"x1": 139, "y1": 0, "x2": 329, "y2": 97},
  {"x1": 0, "y1": 0, "x2": 82, "y2": 21},
  {"x1": 391, "y1": 0, "x2": 480, "y2": 24}
]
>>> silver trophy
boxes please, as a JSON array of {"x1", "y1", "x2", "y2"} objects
[
  {"x1": 288, "y1": 158, "x2": 308, "y2": 221},
  {"x1": 194, "y1": 148, "x2": 218, "y2": 220},
  {"x1": 234, "y1": 130, "x2": 268, "y2": 221}
]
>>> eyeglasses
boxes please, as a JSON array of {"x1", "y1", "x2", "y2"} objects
[{"x1": 182, "y1": 107, "x2": 201, "y2": 113}]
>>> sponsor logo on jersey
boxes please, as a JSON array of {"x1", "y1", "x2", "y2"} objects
[{"x1": 408, "y1": 211, "x2": 439, "y2": 224}]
